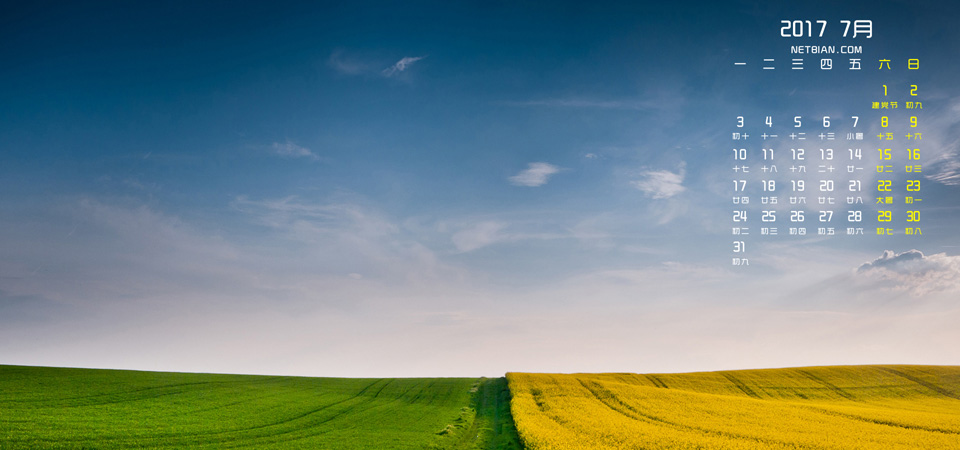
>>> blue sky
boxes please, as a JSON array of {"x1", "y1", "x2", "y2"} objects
[{"x1": 2, "y1": 1, "x2": 960, "y2": 377}]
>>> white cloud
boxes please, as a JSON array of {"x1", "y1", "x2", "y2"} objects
[
  {"x1": 632, "y1": 162, "x2": 686, "y2": 199},
  {"x1": 381, "y1": 56, "x2": 426, "y2": 77},
  {"x1": 272, "y1": 141, "x2": 318, "y2": 160},
  {"x1": 856, "y1": 249, "x2": 960, "y2": 295},
  {"x1": 509, "y1": 162, "x2": 562, "y2": 187},
  {"x1": 451, "y1": 221, "x2": 506, "y2": 252},
  {"x1": 584, "y1": 153, "x2": 598, "y2": 159},
  {"x1": 857, "y1": 249, "x2": 925, "y2": 272}
]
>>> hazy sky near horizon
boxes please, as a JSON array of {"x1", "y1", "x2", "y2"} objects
[{"x1": 2, "y1": 1, "x2": 960, "y2": 377}]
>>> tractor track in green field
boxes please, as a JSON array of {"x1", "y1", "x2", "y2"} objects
[
  {"x1": 160, "y1": 378, "x2": 391, "y2": 443},
  {"x1": 218, "y1": 397, "x2": 390, "y2": 447},
  {"x1": 0, "y1": 380, "x2": 226, "y2": 406},
  {"x1": 211, "y1": 380, "x2": 383, "y2": 433},
  {"x1": 454, "y1": 381, "x2": 488, "y2": 450},
  {"x1": 6, "y1": 390, "x2": 382, "y2": 446},
  {"x1": 192, "y1": 379, "x2": 491, "y2": 448},
  {"x1": 0, "y1": 376, "x2": 290, "y2": 411},
  {"x1": 186, "y1": 387, "x2": 299, "y2": 415},
  {"x1": 226, "y1": 378, "x2": 510, "y2": 449},
  {"x1": 23, "y1": 378, "x2": 392, "y2": 445},
  {"x1": 0, "y1": 367, "x2": 487, "y2": 449},
  {"x1": 449, "y1": 378, "x2": 522, "y2": 450},
  {"x1": 159, "y1": 378, "x2": 466, "y2": 448}
]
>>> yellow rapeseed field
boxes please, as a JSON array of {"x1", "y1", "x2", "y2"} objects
[{"x1": 507, "y1": 365, "x2": 960, "y2": 449}]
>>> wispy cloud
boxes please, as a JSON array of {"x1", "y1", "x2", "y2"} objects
[
  {"x1": 233, "y1": 196, "x2": 397, "y2": 238},
  {"x1": 0, "y1": 198, "x2": 249, "y2": 309},
  {"x1": 448, "y1": 220, "x2": 569, "y2": 253},
  {"x1": 327, "y1": 51, "x2": 426, "y2": 79},
  {"x1": 272, "y1": 141, "x2": 318, "y2": 160},
  {"x1": 509, "y1": 162, "x2": 562, "y2": 187},
  {"x1": 927, "y1": 148, "x2": 960, "y2": 185},
  {"x1": 499, "y1": 98, "x2": 658, "y2": 110},
  {"x1": 631, "y1": 162, "x2": 686, "y2": 199},
  {"x1": 914, "y1": 96, "x2": 960, "y2": 186},
  {"x1": 327, "y1": 50, "x2": 369, "y2": 75},
  {"x1": 382, "y1": 56, "x2": 426, "y2": 77},
  {"x1": 231, "y1": 195, "x2": 459, "y2": 283},
  {"x1": 451, "y1": 221, "x2": 506, "y2": 252}
]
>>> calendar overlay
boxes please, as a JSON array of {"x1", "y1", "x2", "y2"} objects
[{"x1": 729, "y1": 19, "x2": 923, "y2": 266}]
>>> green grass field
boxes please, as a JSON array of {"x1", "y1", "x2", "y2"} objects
[{"x1": 0, "y1": 365, "x2": 520, "y2": 449}]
